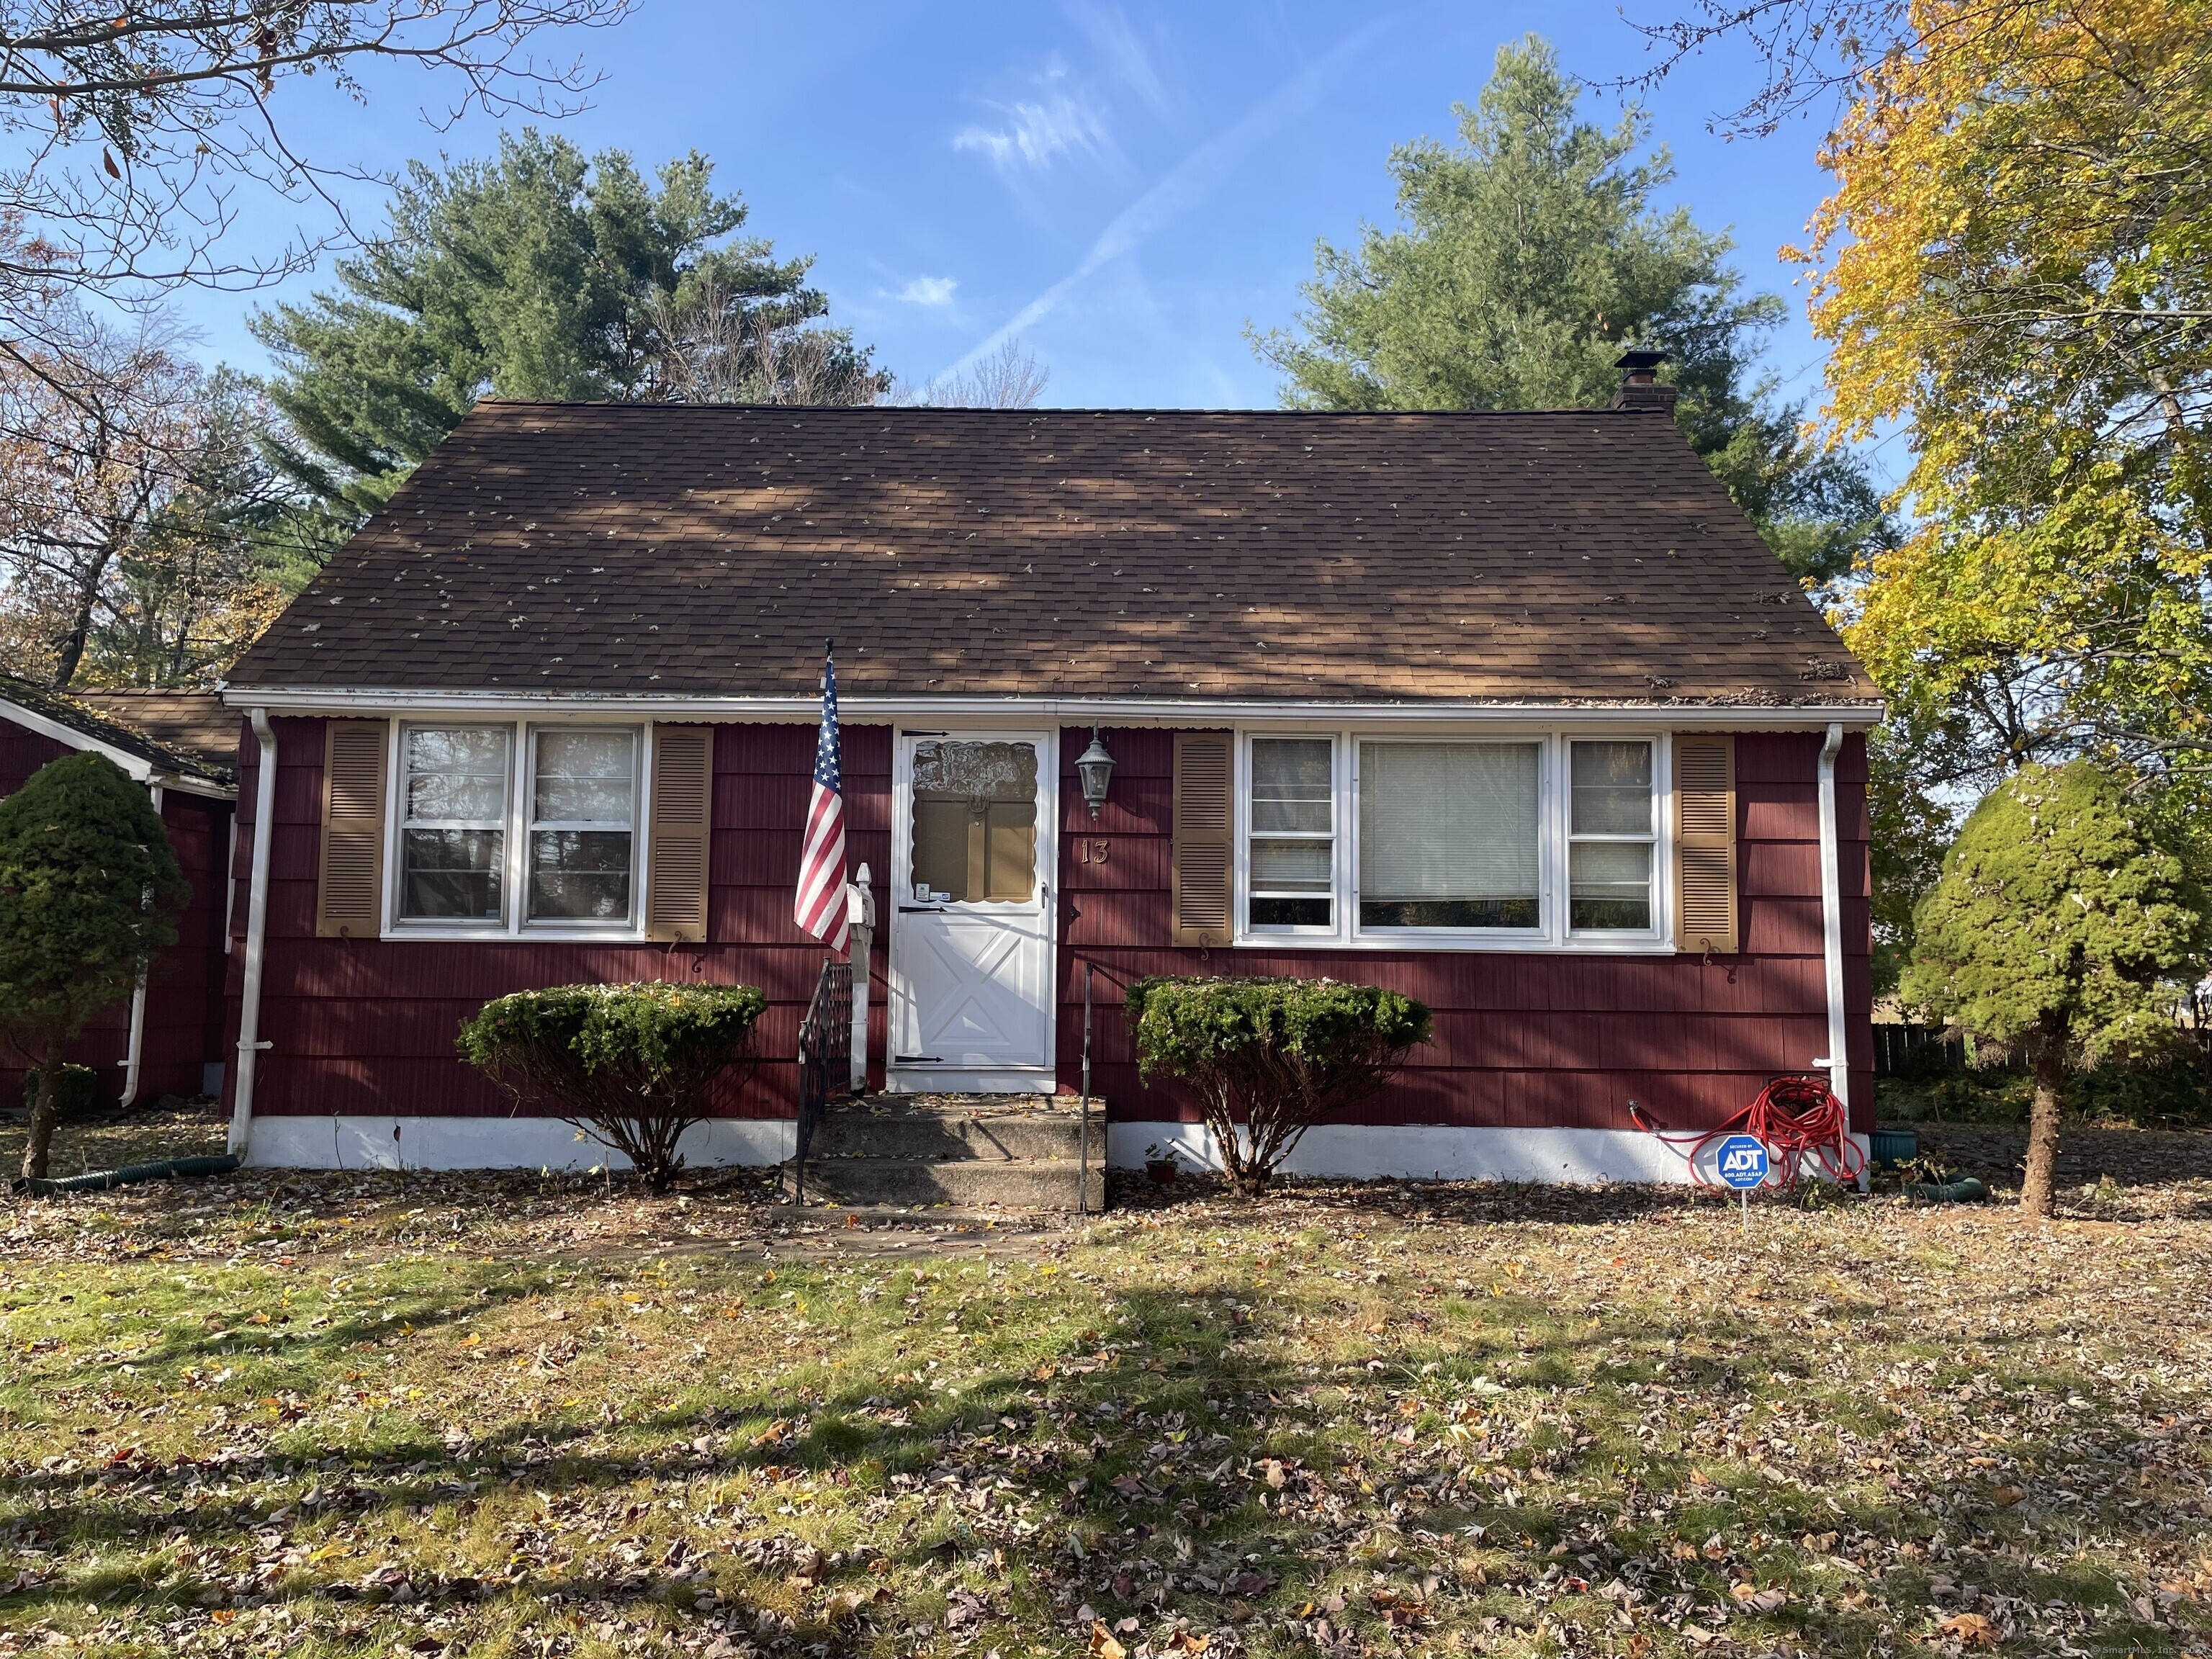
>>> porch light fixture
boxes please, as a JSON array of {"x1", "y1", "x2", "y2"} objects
[{"x1": 1076, "y1": 726, "x2": 1115, "y2": 820}]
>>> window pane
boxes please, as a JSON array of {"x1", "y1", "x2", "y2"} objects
[
  {"x1": 1570, "y1": 841, "x2": 1653, "y2": 930},
  {"x1": 401, "y1": 828, "x2": 504, "y2": 920},
  {"x1": 405, "y1": 727, "x2": 509, "y2": 823},
  {"x1": 1571, "y1": 742, "x2": 1653, "y2": 835},
  {"x1": 1251, "y1": 896, "x2": 1331, "y2": 927},
  {"x1": 530, "y1": 830, "x2": 633, "y2": 920},
  {"x1": 1251, "y1": 837, "x2": 1331, "y2": 893},
  {"x1": 534, "y1": 730, "x2": 635, "y2": 824},
  {"x1": 1358, "y1": 742, "x2": 1539, "y2": 928},
  {"x1": 1250, "y1": 739, "x2": 1332, "y2": 833}
]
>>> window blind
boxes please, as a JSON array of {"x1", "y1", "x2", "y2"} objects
[{"x1": 1359, "y1": 742, "x2": 1539, "y2": 902}]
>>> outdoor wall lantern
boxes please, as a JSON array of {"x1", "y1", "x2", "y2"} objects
[{"x1": 1076, "y1": 726, "x2": 1115, "y2": 820}]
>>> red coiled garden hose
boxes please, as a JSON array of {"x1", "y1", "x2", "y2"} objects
[{"x1": 1630, "y1": 1074, "x2": 1866, "y2": 1190}]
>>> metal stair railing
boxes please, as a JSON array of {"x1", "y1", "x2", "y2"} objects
[{"x1": 792, "y1": 957, "x2": 854, "y2": 1207}]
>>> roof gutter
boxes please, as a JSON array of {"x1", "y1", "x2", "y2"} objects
[
  {"x1": 228, "y1": 709, "x2": 277, "y2": 1158},
  {"x1": 217, "y1": 685, "x2": 1884, "y2": 730}
]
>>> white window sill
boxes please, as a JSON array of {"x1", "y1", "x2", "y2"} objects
[
  {"x1": 380, "y1": 927, "x2": 648, "y2": 944},
  {"x1": 1235, "y1": 932, "x2": 1673, "y2": 955}
]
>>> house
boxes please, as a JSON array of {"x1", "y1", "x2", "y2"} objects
[
  {"x1": 0, "y1": 677, "x2": 238, "y2": 1108},
  {"x1": 215, "y1": 369, "x2": 1878, "y2": 1181}
]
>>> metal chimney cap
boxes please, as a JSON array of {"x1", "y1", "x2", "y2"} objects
[{"x1": 1613, "y1": 347, "x2": 1665, "y2": 382}]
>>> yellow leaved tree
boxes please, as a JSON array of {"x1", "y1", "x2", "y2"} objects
[{"x1": 1801, "y1": 0, "x2": 2212, "y2": 828}]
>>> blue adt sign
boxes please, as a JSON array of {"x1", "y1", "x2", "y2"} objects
[{"x1": 1715, "y1": 1134, "x2": 1771, "y2": 1190}]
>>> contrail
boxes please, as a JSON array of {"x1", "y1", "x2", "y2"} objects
[{"x1": 944, "y1": 13, "x2": 1403, "y2": 379}]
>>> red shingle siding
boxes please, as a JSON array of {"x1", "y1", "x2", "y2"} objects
[
  {"x1": 229, "y1": 716, "x2": 1871, "y2": 1136},
  {"x1": 1053, "y1": 728, "x2": 1875, "y2": 1133},
  {"x1": 230, "y1": 719, "x2": 889, "y2": 1120}
]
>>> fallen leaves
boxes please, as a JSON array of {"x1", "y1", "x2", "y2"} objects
[{"x1": 1938, "y1": 1610, "x2": 2000, "y2": 1648}]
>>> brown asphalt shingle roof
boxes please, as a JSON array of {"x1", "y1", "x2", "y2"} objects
[
  {"x1": 0, "y1": 677, "x2": 235, "y2": 784},
  {"x1": 225, "y1": 402, "x2": 1875, "y2": 706}
]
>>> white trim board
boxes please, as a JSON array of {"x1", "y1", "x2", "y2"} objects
[
  {"x1": 246, "y1": 1114, "x2": 792, "y2": 1172},
  {"x1": 220, "y1": 686, "x2": 1883, "y2": 732},
  {"x1": 1109, "y1": 1121, "x2": 1873, "y2": 1187}
]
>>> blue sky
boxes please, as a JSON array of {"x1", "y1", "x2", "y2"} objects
[{"x1": 172, "y1": 0, "x2": 1846, "y2": 415}]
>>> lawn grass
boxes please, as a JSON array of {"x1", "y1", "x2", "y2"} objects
[{"x1": 2, "y1": 1117, "x2": 2208, "y2": 1658}]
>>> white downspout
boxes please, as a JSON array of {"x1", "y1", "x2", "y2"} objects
[
  {"x1": 117, "y1": 784, "x2": 161, "y2": 1110},
  {"x1": 1814, "y1": 722, "x2": 1852, "y2": 1128},
  {"x1": 228, "y1": 710, "x2": 277, "y2": 1156}
]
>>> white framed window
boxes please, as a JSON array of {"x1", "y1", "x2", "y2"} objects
[
  {"x1": 397, "y1": 724, "x2": 511, "y2": 924},
  {"x1": 1234, "y1": 728, "x2": 1673, "y2": 953},
  {"x1": 1358, "y1": 739, "x2": 1542, "y2": 933},
  {"x1": 1246, "y1": 736, "x2": 1337, "y2": 932},
  {"x1": 1568, "y1": 739, "x2": 1658, "y2": 934},
  {"x1": 390, "y1": 721, "x2": 644, "y2": 937},
  {"x1": 527, "y1": 729, "x2": 639, "y2": 924}
]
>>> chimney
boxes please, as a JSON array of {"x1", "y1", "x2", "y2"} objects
[{"x1": 1610, "y1": 347, "x2": 1679, "y2": 413}]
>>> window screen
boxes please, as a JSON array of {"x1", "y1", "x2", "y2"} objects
[
  {"x1": 1248, "y1": 737, "x2": 1334, "y2": 928},
  {"x1": 399, "y1": 726, "x2": 510, "y2": 922},
  {"x1": 1569, "y1": 739, "x2": 1655, "y2": 930},
  {"x1": 529, "y1": 729, "x2": 637, "y2": 922},
  {"x1": 1357, "y1": 741, "x2": 1540, "y2": 930}
]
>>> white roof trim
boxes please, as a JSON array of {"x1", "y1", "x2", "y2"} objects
[
  {"x1": 0, "y1": 695, "x2": 235, "y2": 799},
  {"x1": 218, "y1": 685, "x2": 1883, "y2": 730}
]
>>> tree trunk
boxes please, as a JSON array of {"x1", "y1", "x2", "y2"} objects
[
  {"x1": 19, "y1": 1042, "x2": 64, "y2": 1183},
  {"x1": 2021, "y1": 1013, "x2": 2069, "y2": 1218}
]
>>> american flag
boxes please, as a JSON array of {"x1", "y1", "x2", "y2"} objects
[{"x1": 793, "y1": 644, "x2": 850, "y2": 953}]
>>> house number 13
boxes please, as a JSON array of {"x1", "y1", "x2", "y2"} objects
[{"x1": 1077, "y1": 838, "x2": 1110, "y2": 865}]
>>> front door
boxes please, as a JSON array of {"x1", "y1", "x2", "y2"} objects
[{"x1": 889, "y1": 732, "x2": 1056, "y2": 1093}]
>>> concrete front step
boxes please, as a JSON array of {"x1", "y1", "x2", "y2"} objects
[
  {"x1": 793, "y1": 1093, "x2": 1105, "y2": 1211},
  {"x1": 793, "y1": 1155, "x2": 1104, "y2": 1210}
]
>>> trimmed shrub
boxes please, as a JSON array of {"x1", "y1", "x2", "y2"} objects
[
  {"x1": 456, "y1": 981, "x2": 768, "y2": 1191},
  {"x1": 1126, "y1": 976, "x2": 1431, "y2": 1195},
  {"x1": 0, "y1": 751, "x2": 189, "y2": 1182}
]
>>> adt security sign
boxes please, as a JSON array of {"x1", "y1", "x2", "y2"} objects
[{"x1": 1715, "y1": 1135, "x2": 1770, "y2": 1190}]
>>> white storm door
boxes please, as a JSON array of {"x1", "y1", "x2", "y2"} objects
[{"x1": 889, "y1": 732, "x2": 1056, "y2": 1092}]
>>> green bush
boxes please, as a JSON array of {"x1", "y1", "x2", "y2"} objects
[
  {"x1": 20, "y1": 1063, "x2": 110, "y2": 1123},
  {"x1": 457, "y1": 982, "x2": 768, "y2": 1190},
  {"x1": 1902, "y1": 760, "x2": 2208, "y2": 1214},
  {"x1": 0, "y1": 751, "x2": 189, "y2": 1182},
  {"x1": 1126, "y1": 976, "x2": 1431, "y2": 1195}
]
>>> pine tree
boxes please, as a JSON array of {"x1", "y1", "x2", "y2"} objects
[
  {"x1": 253, "y1": 130, "x2": 881, "y2": 525},
  {"x1": 1250, "y1": 35, "x2": 1889, "y2": 585}
]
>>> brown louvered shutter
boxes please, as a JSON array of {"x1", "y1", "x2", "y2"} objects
[
  {"x1": 315, "y1": 720, "x2": 388, "y2": 938},
  {"x1": 1172, "y1": 732, "x2": 1233, "y2": 947},
  {"x1": 645, "y1": 724, "x2": 713, "y2": 943},
  {"x1": 1673, "y1": 734, "x2": 1739, "y2": 954}
]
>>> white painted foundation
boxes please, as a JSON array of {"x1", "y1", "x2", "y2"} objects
[
  {"x1": 247, "y1": 1112, "x2": 1865, "y2": 1187},
  {"x1": 1108, "y1": 1121, "x2": 1871, "y2": 1187},
  {"x1": 247, "y1": 1114, "x2": 793, "y2": 1172}
]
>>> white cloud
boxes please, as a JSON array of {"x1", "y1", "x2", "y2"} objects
[
  {"x1": 1066, "y1": 2, "x2": 1169, "y2": 112},
  {"x1": 953, "y1": 84, "x2": 1110, "y2": 175},
  {"x1": 893, "y1": 275, "x2": 959, "y2": 307}
]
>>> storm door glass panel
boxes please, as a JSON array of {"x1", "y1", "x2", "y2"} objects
[
  {"x1": 909, "y1": 740, "x2": 1038, "y2": 904},
  {"x1": 529, "y1": 729, "x2": 637, "y2": 922},
  {"x1": 1248, "y1": 737, "x2": 1334, "y2": 928},
  {"x1": 1357, "y1": 741, "x2": 1539, "y2": 929},
  {"x1": 400, "y1": 725, "x2": 511, "y2": 922},
  {"x1": 1568, "y1": 740, "x2": 1655, "y2": 930}
]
